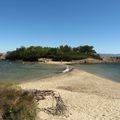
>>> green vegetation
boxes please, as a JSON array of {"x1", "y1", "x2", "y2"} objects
[
  {"x1": 6, "y1": 45, "x2": 101, "y2": 61},
  {"x1": 0, "y1": 83, "x2": 38, "y2": 120}
]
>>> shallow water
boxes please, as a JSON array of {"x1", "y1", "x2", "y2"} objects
[
  {"x1": 73, "y1": 63, "x2": 120, "y2": 82},
  {"x1": 0, "y1": 61, "x2": 64, "y2": 83},
  {"x1": 1, "y1": 61, "x2": 120, "y2": 83}
]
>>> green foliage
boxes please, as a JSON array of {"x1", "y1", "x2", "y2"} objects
[
  {"x1": 6, "y1": 45, "x2": 101, "y2": 61},
  {"x1": 0, "y1": 83, "x2": 38, "y2": 120},
  {"x1": 73, "y1": 45, "x2": 96, "y2": 54}
]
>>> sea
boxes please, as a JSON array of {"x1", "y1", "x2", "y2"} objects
[
  {"x1": 0, "y1": 61, "x2": 120, "y2": 83},
  {"x1": 0, "y1": 61, "x2": 65, "y2": 83},
  {"x1": 74, "y1": 63, "x2": 120, "y2": 82}
]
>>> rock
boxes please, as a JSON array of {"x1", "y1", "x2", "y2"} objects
[
  {"x1": 0, "y1": 54, "x2": 5, "y2": 61},
  {"x1": 102, "y1": 57, "x2": 120, "y2": 63}
]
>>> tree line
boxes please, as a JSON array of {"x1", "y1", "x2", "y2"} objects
[{"x1": 6, "y1": 45, "x2": 101, "y2": 61}]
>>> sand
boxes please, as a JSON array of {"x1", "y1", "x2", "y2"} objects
[
  {"x1": 38, "y1": 61, "x2": 73, "y2": 65},
  {"x1": 20, "y1": 69, "x2": 120, "y2": 120}
]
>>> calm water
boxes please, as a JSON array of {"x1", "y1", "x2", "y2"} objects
[
  {"x1": 0, "y1": 61, "x2": 64, "y2": 83},
  {"x1": 0, "y1": 61, "x2": 120, "y2": 83},
  {"x1": 74, "y1": 63, "x2": 120, "y2": 82}
]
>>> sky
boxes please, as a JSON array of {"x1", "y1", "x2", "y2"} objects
[{"x1": 0, "y1": 0, "x2": 120, "y2": 53}]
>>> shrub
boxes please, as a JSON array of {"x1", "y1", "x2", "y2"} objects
[{"x1": 0, "y1": 83, "x2": 38, "y2": 120}]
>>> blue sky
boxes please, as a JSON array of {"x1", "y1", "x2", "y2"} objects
[{"x1": 0, "y1": 0, "x2": 120, "y2": 53}]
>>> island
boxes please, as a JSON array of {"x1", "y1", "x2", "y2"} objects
[{"x1": 3, "y1": 45, "x2": 120, "y2": 64}]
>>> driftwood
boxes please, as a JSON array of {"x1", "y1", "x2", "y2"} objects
[{"x1": 32, "y1": 89, "x2": 67, "y2": 116}]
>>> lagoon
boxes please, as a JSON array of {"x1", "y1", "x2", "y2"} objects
[
  {"x1": 74, "y1": 63, "x2": 120, "y2": 82},
  {"x1": 0, "y1": 61, "x2": 120, "y2": 83},
  {"x1": 0, "y1": 61, "x2": 64, "y2": 82}
]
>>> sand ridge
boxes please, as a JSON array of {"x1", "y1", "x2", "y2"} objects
[{"x1": 20, "y1": 69, "x2": 120, "y2": 120}]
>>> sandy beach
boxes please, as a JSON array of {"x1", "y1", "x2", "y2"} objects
[{"x1": 20, "y1": 69, "x2": 120, "y2": 120}]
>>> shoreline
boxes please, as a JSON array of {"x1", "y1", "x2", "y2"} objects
[
  {"x1": 20, "y1": 69, "x2": 120, "y2": 120},
  {"x1": 2, "y1": 56, "x2": 120, "y2": 65}
]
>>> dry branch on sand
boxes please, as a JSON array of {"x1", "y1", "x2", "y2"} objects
[{"x1": 32, "y1": 89, "x2": 67, "y2": 116}]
